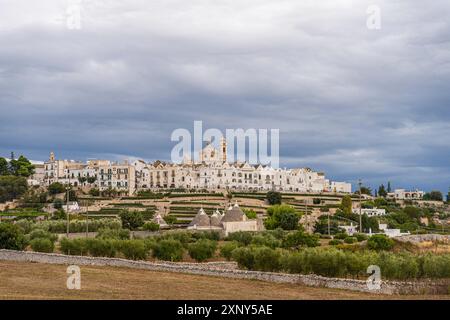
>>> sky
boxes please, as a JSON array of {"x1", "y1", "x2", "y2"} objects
[{"x1": 0, "y1": 0, "x2": 449, "y2": 194}]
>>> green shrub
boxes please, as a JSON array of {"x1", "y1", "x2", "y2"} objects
[
  {"x1": 367, "y1": 234, "x2": 394, "y2": 251},
  {"x1": 96, "y1": 227, "x2": 130, "y2": 240},
  {"x1": 192, "y1": 231, "x2": 221, "y2": 241},
  {"x1": 354, "y1": 233, "x2": 368, "y2": 242},
  {"x1": 344, "y1": 237, "x2": 358, "y2": 244},
  {"x1": 329, "y1": 239, "x2": 343, "y2": 246},
  {"x1": 226, "y1": 232, "x2": 253, "y2": 246},
  {"x1": 86, "y1": 239, "x2": 117, "y2": 257},
  {"x1": 187, "y1": 239, "x2": 217, "y2": 262},
  {"x1": 119, "y1": 211, "x2": 144, "y2": 230},
  {"x1": 30, "y1": 238, "x2": 54, "y2": 253},
  {"x1": 220, "y1": 241, "x2": 240, "y2": 261},
  {"x1": 231, "y1": 247, "x2": 255, "y2": 270},
  {"x1": 253, "y1": 246, "x2": 282, "y2": 272},
  {"x1": 421, "y1": 254, "x2": 450, "y2": 278},
  {"x1": 59, "y1": 238, "x2": 89, "y2": 255},
  {"x1": 334, "y1": 233, "x2": 347, "y2": 240},
  {"x1": 29, "y1": 229, "x2": 57, "y2": 243},
  {"x1": 143, "y1": 222, "x2": 160, "y2": 232},
  {"x1": 282, "y1": 231, "x2": 320, "y2": 248},
  {"x1": 0, "y1": 223, "x2": 27, "y2": 250},
  {"x1": 152, "y1": 239, "x2": 184, "y2": 261},
  {"x1": 119, "y1": 240, "x2": 148, "y2": 260},
  {"x1": 251, "y1": 234, "x2": 282, "y2": 249}
]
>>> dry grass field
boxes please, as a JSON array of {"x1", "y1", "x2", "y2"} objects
[{"x1": 0, "y1": 260, "x2": 449, "y2": 300}]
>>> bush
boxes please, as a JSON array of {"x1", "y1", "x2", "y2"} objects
[
  {"x1": 143, "y1": 222, "x2": 160, "y2": 232},
  {"x1": 226, "y1": 232, "x2": 253, "y2": 246},
  {"x1": 232, "y1": 247, "x2": 255, "y2": 270},
  {"x1": 421, "y1": 254, "x2": 450, "y2": 278},
  {"x1": 118, "y1": 240, "x2": 148, "y2": 260},
  {"x1": 152, "y1": 239, "x2": 184, "y2": 261},
  {"x1": 119, "y1": 211, "x2": 144, "y2": 230},
  {"x1": 0, "y1": 223, "x2": 27, "y2": 250},
  {"x1": 344, "y1": 237, "x2": 358, "y2": 244},
  {"x1": 96, "y1": 227, "x2": 130, "y2": 240},
  {"x1": 329, "y1": 239, "x2": 343, "y2": 246},
  {"x1": 251, "y1": 234, "x2": 282, "y2": 249},
  {"x1": 28, "y1": 229, "x2": 57, "y2": 243},
  {"x1": 86, "y1": 239, "x2": 117, "y2": 257},
  {"x1": 59, "y1": 238, "x2": 89, "y2": 255},
  {"x1": 192, "y1": 231, "x2": 221, "y2": 241},
  {"x1": 354, "y1": 233, "x2": 368, "y2": 242},
  {"x1": 282, "y1": 231, "x2": 320, "y2": 248},
  {"x1": 253, "y1": 246, "x2": 282, "y2": 272},
  {"x1": 30, "y1": 238, "x2": 54, "y2": 253},
  {"x1": 187, "y1": 239, "x2": 217, "y2": 262},
  {"x1": 266, "y1": 191, "x2": 282, "y2": 205},
  {"x1": 265, "y1": 205, "x2": 299, "y2": 230},
  {"x1": 48, "y1": 182, "x2": 65, "y2": 195},
  {"x1": 220, "y1": 241, "x2": 240, "y2": 261},
  {"x1": 334, "y1": 233, "x2": 347, "y2": 240},
  {"x1": 367, "y1": 234, "x2": 394, "y2": 251}
]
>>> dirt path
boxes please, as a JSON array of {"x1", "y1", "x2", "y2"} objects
[{"x1": 0, "y1": 261, "x2": 448, "y2": 300}]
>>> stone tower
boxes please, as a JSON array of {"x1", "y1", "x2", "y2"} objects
[{"x1": 49, "y1": 151, "x2": 55, "y2": 161}]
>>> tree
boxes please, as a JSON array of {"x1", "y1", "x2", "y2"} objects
[
  {"x1": 282, "y1": 230, "x2": 320, "y2": 248},
  {"x1": 187, "y1": 239, "x2": 217, "y2": 262},
  {"x1": 53, "y1": 198, "x2": 64, "y2": 209},
  {"x1": 243, "y1": 209, "x2": 257, "y2": 219},
  {"x1": 89, "y1": 188, "x2": 100, "y2": 197},
  {"x1": 357, "y1": 186, "x2": 372, "y2": 196},
  {"x1": 266, "y1": 191, "x2": 282, "y2": 205},
  {"x1": 87, "y1": 176, "x2": 97, "y2": 184},
  {"x1": 119, "y1": 211, "x2": 144, "y2": 230},
  {"x1": 339, "y1": 195, "x2": 353, "y2": 215},
  {"x1": 0, "y1": 157, "x2": 9, "y2": 175},
  {"x1": 78, "y1": 177, "x2": 87, "y2": 184},
  {"x1": 8, "y1": 155, "x2": 35, "y2": 177},
  {"x1": 423, "y1": 190, "x2": 443, "y2": 201},
  {"x1": 143, "y1": 222, "x2": 160, "y2": 231},
  {"x1": 48, "y1": 182, "x2": 65, "y2": 195},
  {"x1": 64, "y1": 189, "x2": 78, "y2": 202},
  {"x1": 314, "y1": 216, "x2": 340, "y2": 235},
  {"x1": 367, "y1": 234, "x2": 394, "y2": 251},
  {"x1": 387, "y1": 181, "x2": 392, "y2": 193},
  {"x1": 264, "y1": 205, "x2": 299, "y2": 230},
  {"x1": 163, "y1": 215, "x2": 177, "y2": 225},
  {"x1": 0, "y1": 223, "x2": 27, "y2": 250},
  {"x1": 0, "y1": 176, "x2": 28, "y2": 203},
  {"x1": 151, "y1": 239, "x2": 184, "y2": 261},
  {"x1": 378, "y1": 184, "x2": 387, "y2": 198}
]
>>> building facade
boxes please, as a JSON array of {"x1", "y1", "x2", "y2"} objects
[{"x1": 37, "y1": 146, "x2": 351, "y2": 195}]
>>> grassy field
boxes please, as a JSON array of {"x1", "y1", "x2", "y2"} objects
[{"x1": 0, "y1": 261, "x2": 449, "y2": 300}]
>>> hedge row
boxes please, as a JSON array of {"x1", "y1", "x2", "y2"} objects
[{"x1": 231, "y1": 246, "x2": 450, "y2": 280}]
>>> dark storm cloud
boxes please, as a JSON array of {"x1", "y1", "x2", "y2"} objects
[{"x1": 1, "y1": 0, "x2": 450, "y2": 192}]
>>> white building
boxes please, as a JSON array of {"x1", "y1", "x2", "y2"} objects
[
  {"x1": 34, "y1": 146, "x2": 352, "y2": 195},
  {"x1": 387, "y1": 189, "x2": 424, "y2": 201},
  {"x1": 352, "y1": 208, "x2": 387, "y2": 217}
]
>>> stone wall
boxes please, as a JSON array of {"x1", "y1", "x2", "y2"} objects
[{"x1": 0, "y1": 249, "x2": 448, "y2": 295}]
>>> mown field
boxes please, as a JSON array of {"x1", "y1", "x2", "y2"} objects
[{"x1": 0, "y1": 260, "x2": 449, "y2": 300}]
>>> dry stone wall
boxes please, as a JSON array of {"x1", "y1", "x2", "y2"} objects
[{"x1": 0, "y1": 249, "x2": 448, "y2": 295}]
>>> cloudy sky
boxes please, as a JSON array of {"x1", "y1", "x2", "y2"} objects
[{"x1": 0, "y1": 0, "x2": 449, "y2": 193}]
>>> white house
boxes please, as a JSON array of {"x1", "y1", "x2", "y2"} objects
[{"x1": 352, "y1": 208, "x2": 387, "y2": 217}]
